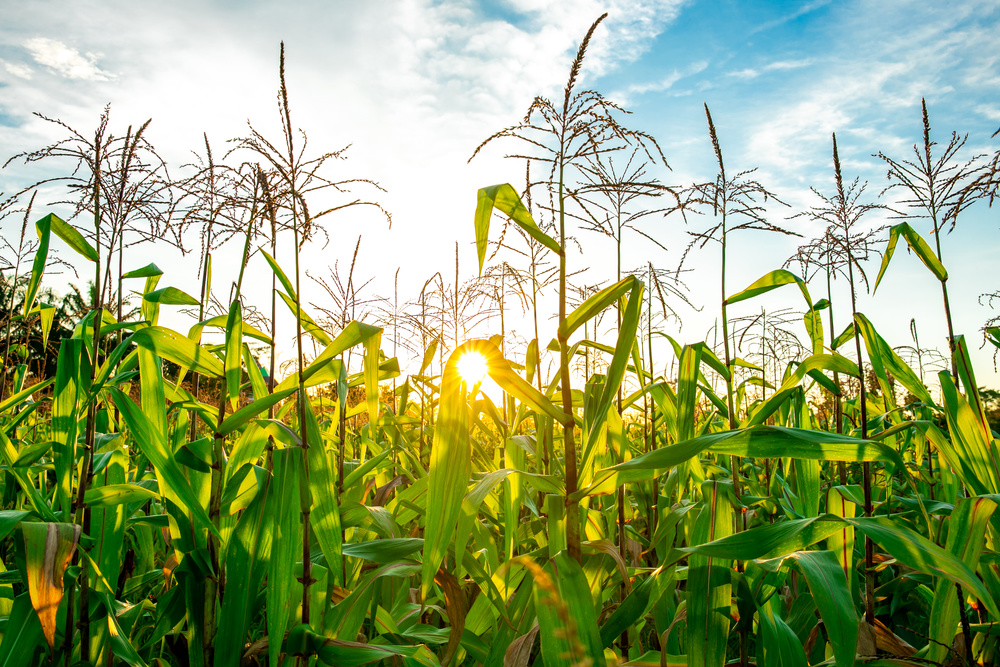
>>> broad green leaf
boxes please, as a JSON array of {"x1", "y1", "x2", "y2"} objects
[
  {"x1": 687, "y1": 481, "x2": 733, "y2": 667},
  {"x1": 581, "y1": 279, "x2": 644, "y2": 469},
  {"x1": 855, "y1": 313, "x2": 933, "y2": 407},
  {"x1": 22, "y1": 215, "x2": 50, "y2": 316},
  {"x1": 744, "y1": 354, "x2": 859, "y2": 427},
  {"x1": 422, "y1": 344, "x2": 473, "y2": 598},
  {"x1": 585, "y1": 426, "x2": 898, "y2": 496},
  {"x1": 51, "y1": 338, "x2": 82, "y2": 517},
  {"x1": 84, "y1": 483, "x2": 159, "y2": 507},
  {"x1": 849, "y1": 516, "x2": 1000, "y2": 618},
  {"x1": 143, "y1": 286, "x2": 200, "y2": 306},
  {"x1": 726, "y1": 269, "x2": 812, "y2": 308},
  {"x1": 475, "y1": 183, "x2": 561, "y2": 274},
  {"x1": 926, "y1": 495, "x2": 999, "y2": 665},
  {"x1": 785, "y1": 551, "x2": 857, "y2": 667},
  {"x1": 215, "y1": 387, "x2": 296, "y2": 436},
  {"x1": 194, "y1": 315, "x2": 272, "y2": 344},
  {"x1": 214, "y1": 476, "x2": 273, "y2": 667},
  {"x1": 260, "y1": 248, "x2": 297, "y2": 299},
  {"x1": 274, "y1": 321, "x2": 381, "y2": 392},
  {"x1": 683, "y1": 516, "x2": 843, "y2": 561},
  {"x1": 599, "y1": 565, "x2": 675, "y2": 648},
  {"x1": 277, "y1": 291, "x2": 332, "y2": 346},
  {"x1": 45, "y1": 213, "x2": 98, "y2": 261},
  {"x1": 109, "y1": 388, "x2": 218, "y2": 539},
  {"x1": 130, "y1": 326, "x2": 224, "y2": 378},
  {"x1": 826, "y1": 486, "x2": 856, "y2": 590},
  {"x1": 874, "y1": 221, "x2": 947, "y2": 291},
  {"x1": 0, "y1": 593, "x2": 44, "y2": 667},
  {"x1": 534, "y1": 552, "x2": 607, "y2": 667},
  {"x1": 121, "y1": 262, "x2": 163, "y2": 279},
  {"x1": 302, "y1": 391, "x2": 344, "y2": 586},
  {"x1": 558, "y1": 275, "x2": 638, "y2": 341},
  {"x1": 224, "y1": 299, "x2": 243, "y2": 410},
  {"x1": 268, "y1": 448, "x2": 302, "y2": 667},
  {"x1": 939, "y1": 371, "x2": 1000, "y2": 495}
]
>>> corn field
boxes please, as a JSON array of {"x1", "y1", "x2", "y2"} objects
[{"x1": 1, "y1": 20, "x2": 1000, "y2": 667}]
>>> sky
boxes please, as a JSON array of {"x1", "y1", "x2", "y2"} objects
[{"x1": 1, "y1": 0, "x2": 999, "y2": 392}]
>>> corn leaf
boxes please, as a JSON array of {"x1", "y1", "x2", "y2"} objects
[
  {"x1": 22, "y1": 522, "x2": 80, "y2": 649},
  {"x1": 475, "y1": 184, "x2": 561, "y2": 274},
  {"x1": 874, "y1": 221, "x2": 948, "y2": 292},
  {"x1": 687, "y1": 480, "x2": 733, "y2": 667}
]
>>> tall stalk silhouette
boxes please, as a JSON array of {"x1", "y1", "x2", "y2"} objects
[
  {"x1": 677, "y1": 104, "x2": 795, "y2": 494},
  {"x1": 471, "y1": 13, "x2": 662, "y2": 562},
  {"x1": 238, "y1": 42, "x2": 388, "y2": 659},
  {"x1": 877, "y1": 99, "x2": 983, "y2": 378},
  {"x1": 799, "y1": 133, "x2": 887, "y2": 625}
]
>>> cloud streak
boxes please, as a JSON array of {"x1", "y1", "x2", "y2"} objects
[{"x1": 23, "y1": 38, "x2": 114, "y2": 81}]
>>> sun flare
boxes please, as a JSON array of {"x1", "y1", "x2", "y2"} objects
[{"x1": 456, "y1": 350, "x2": 489, "y2": 385}]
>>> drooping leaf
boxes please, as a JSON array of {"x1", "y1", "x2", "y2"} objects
[
  {"x1": 874, "y1": 221, "x2": 948, "y2": 292},
  {"x1": 726, "y1": 269, "x2": 812, "y2": 308},
  {"x1": 475, "y1": 184, "x2": 561, "y2": 274}
]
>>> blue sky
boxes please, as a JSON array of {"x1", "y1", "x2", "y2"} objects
[{"x1": 1, "y1": 0, "x2": 999, "y2": 388}]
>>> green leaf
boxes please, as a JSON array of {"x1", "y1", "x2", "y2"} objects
[
  {"x1": 143, "y1": 286, "x2": 200, "y2": 306},
  {"x1": 121, "y1": 262, "x2": 163, "y2": 279},
  {"x1": 585, "y1": 426, "x2": 898, "y2": 496},
  {"x1": 260, "y1": 248, "x2": 297, "y2": 299},
  {"x1": 855, "y1": 313, "x2": 933, "y2": 407},
  {"x1": 683, "y1": 516, "x2": 843, "y2": 561},
  {"x1": 0, "y1": 593, "x2": 44, "y2": 667},
  {"x1": 558, "y1": 275, "x2": 638, "y2": 341},
  {"x1": 687, "y1": 481, "x2": 733, "y2": 667},
  {"x1": 224, "y1": 299, "x2": 243, "y2": 410},
  {"x1": 109, "y1": 389, "x2": 219, "y2": 539},
  {"x1": 51, "y1": 338, "x2": 82, "y2": 517},
  {"x1": 581, "y1": 281, "x2": 643, "y2": 467},
  {"x1": 22, "y1": 216, "x2": 50, "y2": 316},
  {"x1": 475, "y1": 184, "x2": 561, "y2": 274},
  {"x1": 422, "y1": 344, "x2": 473, "y2": 598},
  {"x1": 214, "y1": 387, "x2": 296, "y2": 436},
  {"x1": 130, "y1": 326, "x2": 224, "y2": 378},
  {"x1": 45, "y1": 213, "x2": 98, "y2": 261},
  {"x1": 277, "y1": 291, "x2": 332, "y2": 346},
  {"x1": 534, "y1": 552, "x2": 607, "y2": 667},
  {"x1": 849, "y1": 516, "x2": 1000, "y2": 618},
  {"x1": 84, "y1": 483, "x2": 159, "y2": 507},
  {"x1": 214, "y1": 476, "x2": 273, "y2": 667},
  {"x1": 926, "y1": 495, "x2": 999, "y2": 665},
  {"x1": 726, "y1": 269, "x2": 812, "y2": 308},
  {"x1": 874, "y1": 221, "x2": 948, "y2": 292},
  {"x1": 343, "y1": 538, "x2": 424, "y2": 563},
  {"x1": 268, "y1": 448, "x2": 302, "y2": 667},
  {"x1": 785, "y1": 551, "x2": 857, "y2": 667},
  {"x1": 302, "y1": 391, "x2": 344, "y2": 586}
]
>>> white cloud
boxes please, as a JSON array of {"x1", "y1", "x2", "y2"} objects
[
  {"x1": 976, "y1": 105, "x2": 1000, "y2": 123},
  {"x1": 23, "y1": 37, "x2": 114, "y2": 81},
  {"x1": 765, "y1": 59, "x2": 812, "y2": 71},
  {"x1": 2, "y1": 61, "x2": 33, "y2": 80},
  {"x1": 729, "y1": 68, "x2": 759, "y2": 79}
]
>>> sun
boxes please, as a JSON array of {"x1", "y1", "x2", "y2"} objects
[{"x1": 456, "y1": 350, "x2": 489, "y2": 385}]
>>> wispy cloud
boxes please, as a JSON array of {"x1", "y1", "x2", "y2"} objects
[
  {"x1": 2, "y1": 61, "x2": 32, "y2": 80},
  {"x1": 612, "y1": 60, "x2": 707, "y2": 105},
  {"x1": 728, "y1": 59, "x2": 813, "y2": 80},
  {"x1": 23, "y1": 38, "x2": 114, "y2": 81},
  {"x1": 749, "y1": 0, "x2": 833, "y2": 35}
]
